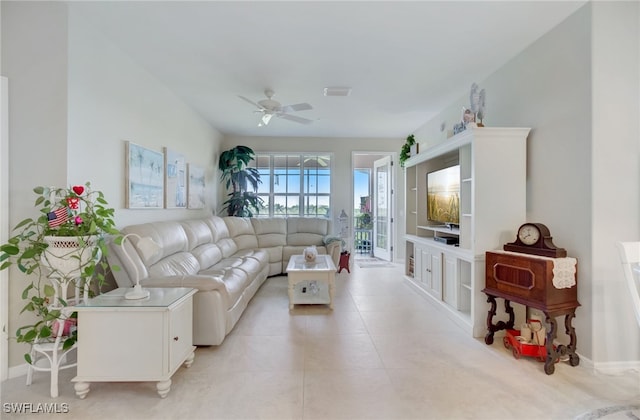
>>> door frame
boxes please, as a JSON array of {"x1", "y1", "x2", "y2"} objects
[
  {"x1": 351, "y1": 151, "x2": 396, "y2": 262},
  {"x1": 1, "y1": 77, "x2": 9, "y2": 381},
  {"x1": 373, "y1": 155, "x2": 392, "y2": 261}
]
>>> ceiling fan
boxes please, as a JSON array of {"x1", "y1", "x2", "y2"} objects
[{"x1": 239, "y1": 89, "x2": 313, "y2": 127}]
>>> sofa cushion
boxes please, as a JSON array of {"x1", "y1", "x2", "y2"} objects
[
  {"x1": 232, "y1": 256, "x2": 263, "y2": 279},
  {"x1": 191, "y1": 243, "x2": 223, "y2": 270},
  {"x1": 251, "y1": 218, "x2": 287, "y2": 247},
  {"x1": 180, "y1": 218, "x2": 214, "y2": 248},
  {"x1": 122, "y1": 221, "x2": 189, "y2": 266},
  {"x1": 286, "y1": 217, "x2": 329, "y2": 246},
  {"x1": 205, "y1": 216, "x2": 231, "y2": 242},
  {"x1": 147, "y1": 252, "x2": 201, "y2": 277},
  {"x1": 204, "y1": 216, "x2": 239, "y2": 257},
  {"x1": 234, "y1": 248, "x2": 269, "y2": 266},
  {"x1": 224, "y1": 217, "x2": 259, "y2": 250},
  {"x1": 213, "y1": 268, "x2": 250, "y2": 310},
  {"x1": 179, "y1": 218, "x2": 224, "y2": 269},
  {"x1": 211, "y1": 257, "x2": 244, "y2": 271}
]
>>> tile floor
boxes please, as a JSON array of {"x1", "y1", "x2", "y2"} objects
[{"x1": 1, "y1": 262, "x2": 639, "y2": 419}]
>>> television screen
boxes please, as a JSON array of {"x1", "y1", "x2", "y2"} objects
[{"x1": 427, "y1": 165, "x2": 460, "y2": 225}]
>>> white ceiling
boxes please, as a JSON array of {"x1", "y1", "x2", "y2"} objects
[{"x1": 69, "y1": 1, "x2": 587, "y2": 138}]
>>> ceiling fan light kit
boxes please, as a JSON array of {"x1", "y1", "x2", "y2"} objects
[
  {"x1": 239, "y1": 89, "x2": 314, "y2": 127},
  {"x1": 258, "y1": 113, "x2": 273, "y2": 127}
]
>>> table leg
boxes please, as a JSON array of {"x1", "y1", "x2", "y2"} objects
[
  {"x1": 564, "y1": 311, "x2": 580, "y2": 367},
  {"x1": 74, "y1": 381, "x2": 90, "y2": 399},
  {"x1": 484, "y1": 295, "x2": 515, "y2": 345},
  {"x1": 157, "y1": 379, "x2": 172, "y2": 398},
  {"x1": 288, "y1": 280, "x2": 295, "y2": 310},
  {"x1": 543, "y1": 310, "x2": 580, "y2": 375},
  {"x1": 183, "y1": 350, "x2": 195, "y2": 368},
  {"x1": 543, "y1": 314, "x2": 558, "y2": 375},
  {"x1": 328, "y1": 276, "x2": 335, "y2": 310}
]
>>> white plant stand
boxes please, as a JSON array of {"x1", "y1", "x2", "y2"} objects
[{"x1": 27, "y1": 251, "x2": 94, "y2": 399}]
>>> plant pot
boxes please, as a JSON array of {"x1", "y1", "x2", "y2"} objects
[
  {"x1": 41, "y1": 235, "x2": 100, "y2": 279},
  {"x1": 410, "y1": 143, "x2": 419, "y2": 156}
]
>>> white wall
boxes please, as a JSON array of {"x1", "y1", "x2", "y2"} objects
[
  {"x1": 2, "y1": 3, "x2": 223, "y2": 371},
  {"x1": 2, "y1": 1, "x2": 70, "y2": 371},
  {"x1": 413, "y1": 3, "x2": 640, "y2": 370},
  {"x1": 590, "y1": 1, "x2": 640, "y2": 371},
  {"x1": 68, "y1": 7, "x2": 222, "y2": 227}
]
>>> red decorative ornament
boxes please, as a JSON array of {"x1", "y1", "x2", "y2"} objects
[
  {"x1": 67, "y1": 197, "x2": 80, "y2": 210},
  {"x1": 72, "y1": 185, "x2": 85, "y2": 195}
]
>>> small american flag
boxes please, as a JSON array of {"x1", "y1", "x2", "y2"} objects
[{"x1": 47, "y1": 207, "x2": 69, "y2": 228}]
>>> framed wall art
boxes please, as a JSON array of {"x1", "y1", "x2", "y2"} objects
[
  {"x1": 164, "y1": 147, "x2": 187, "y2": 208},
  {"x1": 187, "y1": 163, "x2": 205, "y2": 209},
  {"x1": 125, "y1": 141, "x2": 164, "y2": 209}
]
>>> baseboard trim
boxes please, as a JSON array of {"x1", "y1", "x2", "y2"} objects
[
  {"x1": 8, "y1": 363, "x2": 28, "y2": 380},
  {"x1": 593, "y1": 360, "x2": 640, "y2": 375}
]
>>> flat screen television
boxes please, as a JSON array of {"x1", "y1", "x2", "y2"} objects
[{"x1": 426, "y1": 165, "x2": 460, "y2": 226}]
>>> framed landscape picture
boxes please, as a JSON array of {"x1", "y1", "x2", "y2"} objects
[
  {"x1": 164, "y1": 147, "x2": 187, "y2": 208},
  {"x1": 125, "y1": 141, "x2": 164, "y2": 209},
  {"x1": 187, "y1": 163, "x2": 205, "y2": 209}
]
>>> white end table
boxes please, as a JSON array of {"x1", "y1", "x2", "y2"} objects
[
  {"x1": 286, "y1": 254, "x2": 336, "y2": 309},
  {"x1": 71, "y1": 287, "x2": 196, "y2": 399}
]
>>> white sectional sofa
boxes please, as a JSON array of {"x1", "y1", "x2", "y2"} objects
[{"x1": 107, "y1": 215, "x2": 341, "y2": 346}]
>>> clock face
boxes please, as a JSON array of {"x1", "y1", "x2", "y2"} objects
[{"x1": 518, "y1": 224, "x2": 541, "y2": 245}]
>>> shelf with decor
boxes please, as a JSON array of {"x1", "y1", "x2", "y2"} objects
[{"x1": 403, "y1": 127, "x2": 530, "y2": 337}]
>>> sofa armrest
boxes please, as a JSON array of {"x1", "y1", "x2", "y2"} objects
[
  {"x1": 324, "y1": 240, "x2": 342, "y2": 267},
  {"x1": 323, "y1": 236, "x2": 343, "y2": 248}
]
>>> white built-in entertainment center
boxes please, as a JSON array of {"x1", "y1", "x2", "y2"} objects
[{"x1": 404, "y1": 127, "x2": 530, "y2": 337}]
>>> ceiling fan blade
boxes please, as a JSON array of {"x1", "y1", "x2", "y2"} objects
[
  {"x1": 238, "y1": 95, "x2": 264, "y2": 110},
  {"x1": 278, "y1": 113, "x2": 313, "y2": 125},
  {"x1": 279, "y1": 103, "x2": 313, "y2": 113}
]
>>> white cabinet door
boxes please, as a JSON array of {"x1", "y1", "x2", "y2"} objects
[
  {"x1": 419, "y1": 243, "x2": 442, "y2": 299},
  {"x1": 420, "y1": 246, "x2": 430, "y2": 288},
  {"x1": 169, "y1": 297, "x2": 193, "y2": 372},
  {"x1": 430, "y1": 251, "x2": 442, "y2": 299},
  {"x1": 413, "y1": 244, "x2": 423, "y2": 284},
  {"x1": 443, "y1": 254, "x2": 458, "y2": 308}
]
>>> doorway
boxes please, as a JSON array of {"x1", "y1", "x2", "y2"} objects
[{"x1": 352, "y1": 152, "x2": 394, "y2": 262}]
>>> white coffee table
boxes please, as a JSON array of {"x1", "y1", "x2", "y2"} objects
[{"x1": 286, "y1": 254, "x2": 336, "y2": 309}]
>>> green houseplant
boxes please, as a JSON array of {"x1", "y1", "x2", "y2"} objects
[
  {"x1": 0, "y1": 183, "x2": 119, "y2": 359},
  {"x1": 218, "y1": 145, "x2": 263, "y2": 216},
  {"x1": 400, "y1": 134, "x2": 416, "y2": 167}
]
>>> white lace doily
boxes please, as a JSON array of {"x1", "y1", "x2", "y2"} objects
[{"x1": 552, "y1": 257, "x2": 577, "y2": 289}]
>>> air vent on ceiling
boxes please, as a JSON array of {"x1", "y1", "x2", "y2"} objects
[{"x1": 323, "y1": 87, "x2": 352, "y2": 97}]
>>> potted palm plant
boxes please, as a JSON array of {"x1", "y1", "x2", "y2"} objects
[
  {"x1": 218, "y1": 145, "x2": 263, "y2": 216},
  {"x1": 0, "y1": 182, "x2": 119, "y2": 358}
]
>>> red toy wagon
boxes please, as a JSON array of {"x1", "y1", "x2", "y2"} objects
[{"x1": 502, "y1": 328, "x2": 548, "y2": 362}]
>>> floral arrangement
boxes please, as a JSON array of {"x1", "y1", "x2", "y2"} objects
[
  {"x1": 1, "y1": 183, "x2": 119, "y2": 273},
  {"x1": 0, "y1": 182, "x2": 119, "y2": 356}
]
